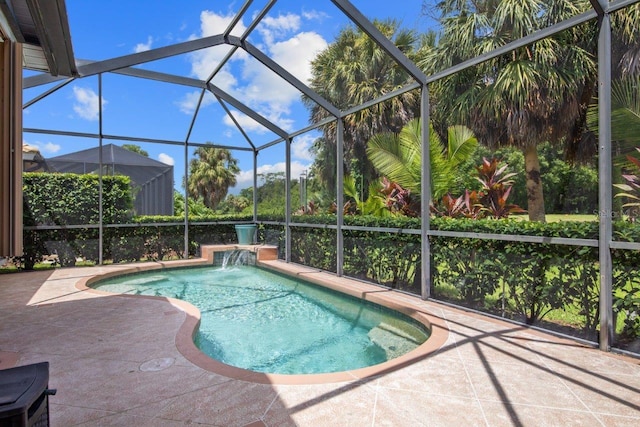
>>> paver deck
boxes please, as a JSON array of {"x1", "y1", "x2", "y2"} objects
[{"x1": 1, "y1": 261, "x2": 639, "y2": 426}]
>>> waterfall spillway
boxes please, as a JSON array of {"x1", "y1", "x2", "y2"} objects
[{"x1": 221, "y1": 249, "x2": 254, "y2": 269}]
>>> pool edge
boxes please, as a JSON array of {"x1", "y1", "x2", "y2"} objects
[{"x1": 75, "y1": 258, "x2": 450, "y2": 385}]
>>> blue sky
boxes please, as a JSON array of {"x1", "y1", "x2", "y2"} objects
[{"x1": 23, "y1": 0, "x2": 436, "y2": 194}]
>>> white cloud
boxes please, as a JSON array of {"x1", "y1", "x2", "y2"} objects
[
  {"x1": 234, "y1": 160, "x2": 311, "y2": 190},
  {"x1": 238, "y1": 57, "x2": 300, "y2": 109},
  {"x1": 263, "y1": 13, "x2": 301, "y2": 32},
  {"x1": 302, "y1": 10, "x2": 330, "y2": 22},
  {"x1": 200, "y1": 9, "x2": 246, "y2": 38},
  {"x1": 257, "y1": 13, "x2": 301, "y2": 46},
  {"x1": 25, "y1": 140, "x2": 61, "y2": 155},
  {"x1": 158, "y1": 153, "x2": 175, "y2": 165},
  {"x1": 230, "y1": 31, "x2": 327, "y2": 127},
  {"x1": 264, "y1": 111, "x2": 295, "y2": 132},
  {"x1": 269, "y1": 31, "x2": 327, "y2": 84},
  {"x1": 72, "y1": 86, "x2": 105, "y2": 121},
  {"x1": 222, "y1": 109, "x2": 294, "y2": 135},
  {"x1": 176, "y1": 90, "x2": 215, "y2": 114},
  {"x1": 188, "y1": 11, "x2": 247, "y2": 83},
  {"x1": 182, "y1": 10, "x2": 328, "y2": 134},
  {"x1": 291, "y1": 134, "x2": 316, "y2": 162},
  {"x1": 191, "y1": 51, "x2": 240, "y2": 87},
  {"x1": 133, "y1": 36, "x2": 153, "y2": 53},
  {"x1": 222, "y1": 110, "x2": 266, "y2": 133}
]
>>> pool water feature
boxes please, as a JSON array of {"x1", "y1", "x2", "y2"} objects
[
  {"x1": 220, "y1": 249, "x2": 254, "y2": 268},
  {"x1": 91, "y1": 265, "x2": 430, "y2": 375}
]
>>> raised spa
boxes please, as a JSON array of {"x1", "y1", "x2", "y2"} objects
[{"x1": 92, "y1": 264, "x2": 430, "y2": 375}]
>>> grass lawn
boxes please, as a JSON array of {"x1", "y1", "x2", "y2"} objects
[{"x1": 512, "y1": 213, "x2": 598, "y2": 222}]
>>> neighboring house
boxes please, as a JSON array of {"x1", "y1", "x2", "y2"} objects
[
  {"x1": 46, "y1": 144, "x2": 174, "y2": 216},
  {"x1": 22, "y1": 143, "x2": 49, "y2": 172}
]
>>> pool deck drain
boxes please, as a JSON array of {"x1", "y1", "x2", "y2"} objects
[{"x1": 1, "y1": 260, "x2": 639, "y2": 426}]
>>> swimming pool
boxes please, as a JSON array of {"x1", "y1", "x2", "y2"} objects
[{"x1": 91, "y1": 264, "x2": 430, "y2": 375}]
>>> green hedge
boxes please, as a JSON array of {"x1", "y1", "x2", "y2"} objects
[
  {"x1": 19, "y1": 201, "x2": 640, "y2": 344},
  {"x1": 24, "y1": 172, "x2": 133, "y2": 226},
  {"x1": 282, "y1": 215, "x2": 639, "y2": 343},
  {"x1": 22, "y1": 173, "x2": 133, "y2": 267}
]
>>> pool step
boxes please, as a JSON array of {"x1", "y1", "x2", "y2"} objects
[{"x1": 367, "y1": 323, "x2": 423, "y2": 359}]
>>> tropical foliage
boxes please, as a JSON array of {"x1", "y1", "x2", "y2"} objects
[
  {"x1": 587, "y1": 76, "x2": 640, "y2": 167},
  {"x1": 422, "y1": 0, "x2": 598, "y2": 221},
  {"x1": 614, "y1": 147, "x2": 640, "y2": 220},
  {"x1": 457, "y1": 143, "x2": 598, "y2": 215},
  {"x1": 366, "y1": 118, "x2": 477, "y2": 200},
  {"x1": 121, "y1": 144, "x2": 149, "y2": 157},
  {"x1": 214, "y1": 194, "x2": 251, "y2": 215},
  {"x1": 173, "y1": 191, "x2": 215, "y2": 217},
  {"x1": 306, "y1": 19, "x2": 427, "y2": 201},
  {"x1": 475, "y1": 158, "x2": 526, "y2": 218},
  {"x1": 611, "y1": 4, "x2": 640, "y2": 78},
  {"x1": 343, "y1": 175, "x2": 389, "y2": 217},
  {"x1": 342, "y1": 175, "x2": 420, "y2": 217},
  {"x1": 432, "y1": 158, "x2": 525, "y2": 219},
  {"x1": 187, "y1": 145, "x2": 239, "y2": 210}
]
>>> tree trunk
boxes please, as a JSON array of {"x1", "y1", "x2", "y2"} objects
[{"x1": 523, "y1": 144, "x2": 546, "y2": 222}]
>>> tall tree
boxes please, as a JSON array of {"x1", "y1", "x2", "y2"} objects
[
  {"x1": 422, "y1": 0, "x2": 597, "y2": 221},
  {"x1": 121, "y1": 144, "x2": 148, "y2": 157},
  {"x1": 612, "y1": 4, "x2": 640, "y2": 79},
  {"x1": 187, "y1": 144, "x2": 239, "y2": 210},
  {"x1": 305, "y1": 20, "x2": 429, "y2": 201}
]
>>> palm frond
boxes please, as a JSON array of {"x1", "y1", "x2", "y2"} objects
[
  {"x1": 367, "y1": 118, "x2": 477, "y2": 200},
  {"x1": 366, "y1": 131, "x2": 421, "y2": 194},
  {"x1": 588, "y1": 76, "x2": 640, "y2": 168},
  {"x1": 447, "y1": 125, "x2": 478, "y2": 166},
  {"x1": 343, "y1": 175, "x2": 359, "y2": 202}
]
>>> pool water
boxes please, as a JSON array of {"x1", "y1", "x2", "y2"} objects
[{"x1": 92, "y1": 265, "x2": 430, "y2": 374}]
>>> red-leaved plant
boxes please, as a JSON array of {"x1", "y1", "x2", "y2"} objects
[
  {"x1": 432, "y1": 158, "x2": 525, "y2": 219},
  {"x1": 379, "y1": 177, "x2": 420, "y2": 217},
  {"x1": 614, "y1": 147, "x2": 640, "y2": 221}
]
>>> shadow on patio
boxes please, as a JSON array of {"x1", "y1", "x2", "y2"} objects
[{"x1": 1, "y1": 265, "x2": 639, "y2": 426}]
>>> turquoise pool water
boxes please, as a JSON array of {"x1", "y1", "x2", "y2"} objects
[{"x1": 92, "y1": 265, "x2": 430, "y2": 374}]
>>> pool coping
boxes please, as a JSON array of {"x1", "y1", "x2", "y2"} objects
[{"x1": 75, "y1": 258, "x2": 449, "y2": 385}]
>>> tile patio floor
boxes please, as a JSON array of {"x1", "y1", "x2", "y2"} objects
[{"x1": 1, "y1": 261, "x2": 639, "y2": 426}]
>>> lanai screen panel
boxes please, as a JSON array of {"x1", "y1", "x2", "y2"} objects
[{"x1": 47, "y1": 143, "x2": 174, "y2": 216}]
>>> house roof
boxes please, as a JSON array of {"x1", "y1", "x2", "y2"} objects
[
  {"x1": 47, "y1": 143, "x2": 171, "y2": 168},
  {"x1": 46, "y1": 144, "x2": 173, "y2": 187},
  {"x1": 0, "y1": 0, "x2": 76, "y2": 76}
]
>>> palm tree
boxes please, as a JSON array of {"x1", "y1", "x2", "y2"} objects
[
  {"x1": 422, "y1": 0, "x2": 597, "y2": 221},
  {"x1": 366, "y1": 118, "x2": 478, "y2": 201},
  {"x1": 121, "y1": 144, "x2": 149, "y2": 157},
  {"x1": 187, "y1": 144, "x2": 239, "y2": 210},
  {"x1": 612, "y1": 4, "x2": 640, "y2": 79},
  {"x1": 587, "y1": 76, "x2": 640, "y2": 167},
  {"x1": 305, "y1": 20, "x2": 429, "y2": 200}
]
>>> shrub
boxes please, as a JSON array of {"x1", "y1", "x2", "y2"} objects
[{"x1": 23, "y1": 173, "x2": 133, "y2": 267}]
